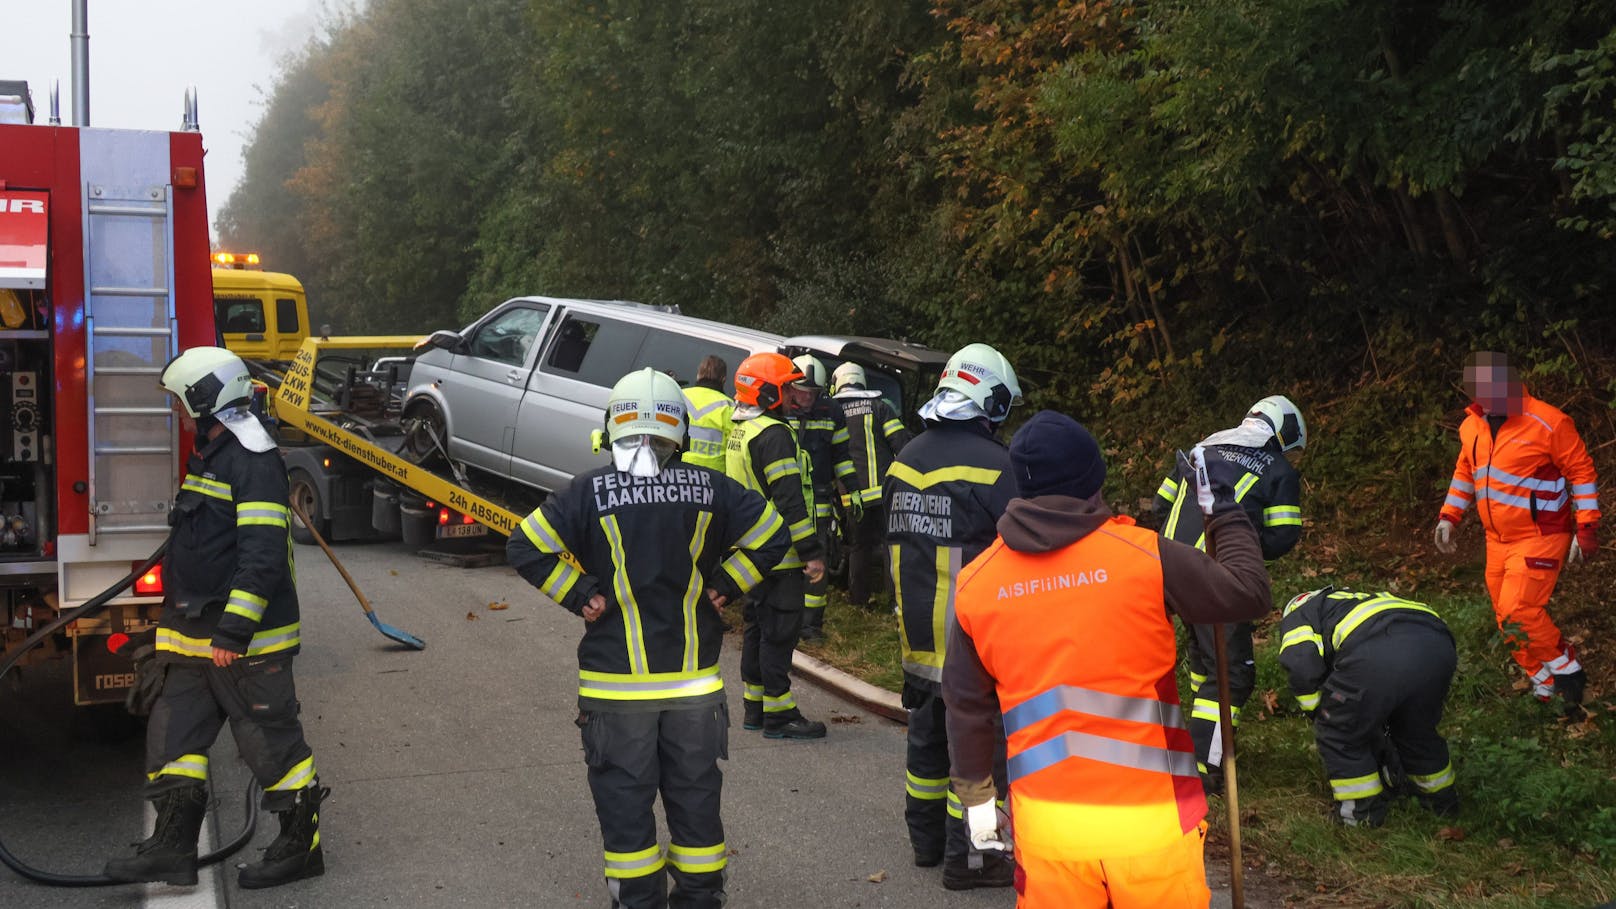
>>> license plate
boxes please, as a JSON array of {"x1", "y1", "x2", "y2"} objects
[{"x1": 437, "y1": 523, "x2": 488, "y2": 539}]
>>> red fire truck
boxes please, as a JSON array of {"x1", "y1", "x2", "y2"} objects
[{"x1": 0, "y1": 81, "x2": 215, "y2": 705}]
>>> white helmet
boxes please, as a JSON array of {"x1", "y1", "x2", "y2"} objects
[
  {"x1": 605, "y1": 367, "x2": 687, "y2": 447},
  {"x1": 1249, "y1": 394, "x2": 1307, "y2": 452},
  {"x1": 935, "y1": 343, "x2": 1022, "y2": 424},
  {"x1": 161, "y1": 346, "x2": 253, "y2": 418},
  {"x1": 792, "y1": 354, "x2": 828, "y2": 389},
  {"x1": 831, "y1": 361, "x2": 866, "y2": 394}
]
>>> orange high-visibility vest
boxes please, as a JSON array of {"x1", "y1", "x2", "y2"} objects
[
  {"x1": 954, "y1": 516, "x2": 1205, "y2": 860},
  {"x1": 1440, "y1": 393, "x2": 1600, "y2": 543}
]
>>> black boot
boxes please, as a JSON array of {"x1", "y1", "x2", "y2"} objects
[
  {"x1": 1558, "y1": 669, "x2": 1588, "y2": 720},
  {"x1": 103, "y1": 784, "x2": 209, "y2": 885},
  {"x1": 942, "y1": 851, "x2": 1015, "y2": 890},
  {"x1": 239, "y1": 784, "x2": 330, "y2": 890},
  {"x1": 763, "y1": 710, "x2": 827, "y2": 740},
  {"x1": 743, "y1": 700, "x2": 763, "y2": 731}
]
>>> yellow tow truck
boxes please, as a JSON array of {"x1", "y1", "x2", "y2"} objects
[{"x1": 211, "y1": 251, "x2": 311, "y2": 362}]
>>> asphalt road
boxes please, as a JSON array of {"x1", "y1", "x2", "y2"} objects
[{"x1": 1, "y1": 537, "x2": 1257, "y2": 907}]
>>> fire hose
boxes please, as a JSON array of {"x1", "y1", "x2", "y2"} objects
[{"x1": 0, "y1": 541, "x2": 261, "y2": 887}]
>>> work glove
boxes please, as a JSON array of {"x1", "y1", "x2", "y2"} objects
[
  {"x1": 1568, "y1": 524, "x2": 1598, "y2": 565},
  {"x1": 1433, "y1": 519, "x2": 1456, "y2": 555},
  {"x1": 964, "y1": 800, "x2": 1012, "y2": 854},
  {"x1": 1176, "y1": 446, "x2": 1238, "y2": 517}
]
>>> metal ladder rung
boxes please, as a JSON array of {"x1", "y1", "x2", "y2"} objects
[
  {"x1": 94, "y1": 406, "x2": 171, "y2": 416},
  {"x1": 90, "y1": 285, "x2": 169, "y2": 298},
  {"x1": 94, "y1": 445, "x2": 171, "y2": 456},
  {"x1": 91, "y1": 326, "x2": 172, "y2": 338},
  {"x1": 97, "y1": 524, "x2": 173, "y2": 535},
  {"x1": 87, "y1": 202, "x2": 166, "y2": 218},
  {"x1": 93, "y1": 366, "x2": 165, "y2": 376}
]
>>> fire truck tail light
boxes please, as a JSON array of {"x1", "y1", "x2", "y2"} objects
[
  {"x1": 438, "y1": 508, "x2": 450, "y2": 525},
  {"x1": 132, "y1": 563, "x2": 164, "y2": 596},
  {"x1": 107, "y1": 633, "x2": 131, "y2": 654},
  {"x1": 173, "y1": 167, "x2": 198, "y2": 189},
  {"x1": 462, "y1": 514, "x2": 475, "y2": 525}
]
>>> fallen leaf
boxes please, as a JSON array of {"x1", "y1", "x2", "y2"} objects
[
  {"x1": 866, "y1": 870, "x2": 887, "y2": 883},
  {"x1": 465, "y1": 611, "x2": 479, "y2": 621},
  {"x1": 488, "y1": 601, "x2": 510, "y2": 611},
  {"x1": 1436, "y1": 826, "x2": 1465, "y2": 842},
  {"x1": 830, "y1": 714, "x2": 863, "y2": 725},
  {"x1": 1262, "y1": 690, "x2": 1280, "y2": 714},
  {"x1": 1496, "y1": 838, "x2": 1515, "y2": 849},
  {"x1": 389, "y1": 569, "x2": 399, "y2": 576},
  {"x1": 1511, "y1": 678, "x2": 1531, "y2": 691}
]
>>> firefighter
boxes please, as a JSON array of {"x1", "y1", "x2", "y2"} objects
[
  {"x1": 1278, "y1": 587, "x2": 1459, "y2": 827},
  {"x1": 681, "y1": 355, "x2": 734, "y2": 471},
  {"x1": 726, "y1": 352, "x2": 829, "y2": 739},
  {"x1": 884, "y1": 342, "x2": 1020, "y2": 889},
  {"x1": 1435, "y1": 351, "x2": 1598, "y2": 718},
  {"x1": 507, "y1": 368, "x2": 790, "y2": 909},
  {"x1": 1155, "y1": 394, "x2": 1306, "y2": 793},
  {"x1": 831, "y1": 362, "x2": 911, "y2": 608},
  {"x1": 789, "y1": 354, "x2": 855, "y2": 641},
  {"x1": 104, "y1": 347, "x2": 327, "y2": 890},
  {"x1": 947, "y1": 411, "x2": 1272, "y2": 907}
]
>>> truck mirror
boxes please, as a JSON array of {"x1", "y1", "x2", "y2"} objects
[{"x1": 417, "y1": 329, "x2": 465, "y2": 354}]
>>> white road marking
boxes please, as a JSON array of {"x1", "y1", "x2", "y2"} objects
[{"x1": 140, "y1": 790, "x2": 225, "y2": 909}]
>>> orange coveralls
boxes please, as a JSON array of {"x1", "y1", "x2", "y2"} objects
[{"x1": 1440, "y1": 393, "x2": 1600, "y2": 697}]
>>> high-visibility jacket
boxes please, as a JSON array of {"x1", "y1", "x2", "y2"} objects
[
  {"x1": 726, "y1": 411, "x2": 821, "y2": 570},
  {"x1": 681, "y1": 384, "x2": 734, "y2": 471},
  {"x1": 507, "y1": 462, "x2": 789, "y2": 710},
  {"x1": 1278, "y1": 590, "x2": 1452, "y2": 713},
  {"x1": 952, "y1": 519, "x2": 1205, "y2": 859},
  {"x1": 1155, "y1": 441, "x2": 1301, "y2": 560},
  {"x1": 789, "y1": 392, "x2": 855, "y2": 520},
  {"x1": 883, "y1": 421, "x2": 1014, "y2": 690},
  {"x1": 834, "y1": 389, "x2": 911, "y2": 506},
  {"x1": 157, "y1": 429, "x2": 301, "y2": 661},
  {"x1": 1440, "y1": 393, "x2": 1600, "y2": 543}
]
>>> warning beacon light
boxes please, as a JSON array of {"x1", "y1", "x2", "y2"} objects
[{"x1": 211, "y1": 251, "x2": 262, "y2": 269}]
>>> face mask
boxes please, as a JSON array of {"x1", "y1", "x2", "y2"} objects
[
  {"x1": 611, "y1": 436, "x2": 666, "y2": 478},
  {"x1": 919, "y1": 388, "x2": 987, "y2": 422}
]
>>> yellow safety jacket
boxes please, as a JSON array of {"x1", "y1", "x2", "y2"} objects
[
  {"x1": 726, "y1": 411, "x2": 820, "y2": 570},
  {"x1": 681, "y1": 384, "x2": 734, "y2": 471}
]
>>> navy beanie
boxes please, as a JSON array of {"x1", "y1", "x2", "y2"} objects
[{"x1": 1009, "y1": 410, "x2": 1106, "y2": 499}]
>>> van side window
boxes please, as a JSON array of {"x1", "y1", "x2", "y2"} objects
[
  {"x1": 467, "y1": 304, "x2": 550, "y2": 366},
  {"x1": 275, "y1": 298, "x2": 301, "y2": 334},
  {"x1": 634, "y1": 329, "x2": 746, "y2": 393},
  {"x1": 215, "y1": 298, "x2": 265, "y2": 333},
  {"x1": 541, "y1": 314, "x2": 648, "y2": 388}
]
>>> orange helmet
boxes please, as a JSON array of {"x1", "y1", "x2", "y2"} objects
[{"x1": 734, "y1": 352, "x2": 805, "y2": 411}]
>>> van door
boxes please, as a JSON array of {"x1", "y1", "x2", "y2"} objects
[
  {"x1": 436, "y1": 301, "x2": 553, "y2": 477},
  {"x1": 513, "y1": 310, "x2": 648, "y2": 491}
]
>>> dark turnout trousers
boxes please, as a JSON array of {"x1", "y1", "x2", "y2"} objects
[
  {"x1": 1184, "y1": 619, "x2": 1258, "y2": 773},
  {"x1": 741, "y1": 571, "x2": 806, "y2": 727},
  {"x1": 145, "y1": 655, "x2": 316, "y2": 811},
  {"x1": 581, "y1": 703, "x2": 730, "y2": 909},
  {"x1": 846, "y1": 502, "x2": 888, "y2": 607},
  {"x1": 904, "y1": 684, "x2": 1006, "y2": 865}
]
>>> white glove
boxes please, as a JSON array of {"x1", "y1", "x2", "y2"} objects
[
  {"x1": 964, "y1": 801, "x2": 1011, "y2": 853},
  {"x1": 1433, "y1": 520, "x2": 1456, "y2": 555},
  {"x1": 1568, "y1": 536, "x2": 1584, "y2": 565}
]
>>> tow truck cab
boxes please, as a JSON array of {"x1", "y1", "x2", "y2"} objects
[{"x1": 211, "y1": 256, "x2": 310, "y2": 362}]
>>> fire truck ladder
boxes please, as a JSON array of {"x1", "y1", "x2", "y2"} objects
[{"x1": 82, "y1": 183, "x2": 179, "y2": 544}]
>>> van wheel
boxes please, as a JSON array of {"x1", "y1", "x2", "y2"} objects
[
  {"x1": 289, "y1": 470, "x2": 328, "y2": 546},
  {"x1": 403, "y1": 400, "x2": 446, "y2": 465}
]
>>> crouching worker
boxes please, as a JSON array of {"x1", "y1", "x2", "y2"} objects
[
  {"x1": 1279, "y1": 587, "x2": 1459, "y2": 827},
  {"x1": 946, "y1": 412, "x2": 1271, "y2": 907},
  {"x1": 508, "y1": 368, "x2": 790, "y2": 909},
  {"x1": 105, "y1": 347, "x2": 326, "y2": 890}
]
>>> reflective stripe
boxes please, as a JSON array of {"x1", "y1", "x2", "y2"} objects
[
  {"x1": 720, "y1": 551, "x2": 763, "y2": 591},
  {"x1": 1280, "y1": 625, "x2": 1324, "y2": 658},
  {"x1": 1444, "y1": 493, "x2": 1472, "y2": 510},
  {"x1": 886, "y1": 462, "x2": 1003, "y2": 490},
  {"x1": 267, "y1": 756, "x2": 316, "y2": 791},
  {"x1": 735, "y1": 509, "x2": 784, "y2": 551},
  {"x1": 600, "y1": 515, "x2": 650, "y2": 675},
  {"x1": 225, "y1": 588, "x2": 269, "y2": 622},
  {"x1": 1295, "y1": 690, "x2": 1321, "y2": 711},
  {"x1": 688, "y1": 399, "x2": 731, "y2": 420},
  {"x1": 1002, "y1": 684, "x2": 1184, "y2": 735},
  {"x1": 882, "y1": 419, "x2": 905, "y2": 438},
  {"x1": 1571, "y1": 482, "x2": 1597, "y2": 495},
  {"x1": 946, "y1": 789, "x2": 963, "y2": 819},
  {"x1": 1475, "y1": 465, "x2": 1565, "y2": 493},
  {"x1": 1188, "y1": 671, "x2": 1208, "y2": 688},
  {"x1": 762, "y1": 458, "x2": 799, "y2": 483},
  {"x1": 578, "y1": 666, "x2": 724, "y2": 702},
  {"x1": 1263, "y1": 505, "x2": 1301, "y2": 527},
  {"x1": 1330, "y1": 772, "x2": 1384, "y2": 800},
  {"x1": 763, "y1": 691, "x2": 797, "y2": 713},
  {"x1": 804, "y1": 591, "x2": 826, "y2": 610},
  {"x1": 667, "y1": 842, "x2": 727, "y2": 873},
  {"x1": 1156, "y1": 476, "x2": 1180, "y2": 501},
  {"x1": 905, "y1": 771, "x2": 949, "y2": 801},
  {"x1": 236, "y1": 501, "x2": 290, "y2": 527},
  {"x1": 541, "y1": 559, "x2": 583, "y2": 603},
  {"x1": 682, "y1": 512, "x2": 712, "y2": 672},
  {"x1": 148, "y1": 753, "x2": 209, "y2": 782},
  {"x1": 1234, "y1": 473, "x2": 1259, "y2": 501},
  {"x1": 1450, "y1": 479, "x2": 1475, "y2": 494},
  {"x1": 181, "y1": 474, "x2": 232, "y2": 501},
  {"x1": 1477, "y1": 486, "x2": 1568, "y2": 512},
  {"x1": 1163, "y1": 485, "x2": 1189, "y2": 541},
  {"x1": 1546, "y1": 650, "x2": 1582, "y2": 674},
  {"x1": 834, "y1": 460, "x2": 856, "y2": 479},
  {"x1": 155, "y1": 624, "x2": 301, "y2": 657},
  {"x1": 1332, "y1": 596, "x2": 1441, "y2": 649},
  {"x1": 1009, "y1": 729, "x2": 1199, "y2": 782},
  {"x1": 1190, "y1": 698, "x2": 1221, "y2": 722},
  {"x1": 245, "y1": 623, "x2": 301, "y2": 655},
  {"x1": 603, "y1": 845, "x2": 665, "y2": 879},
  {"x1": 519, "y1": 511, "x2": 566, "y2": 553},
  {"x1": 787, "y1": 517, "x2": 815, "y2": 543},
  {"x1": 1409, "y1": 763, "x2": 1455, "y2": 793},
  {"x1": 742, "y1": 682, "x2": 764, "y2": 703},
  {"x1": 688, "y1": 426, "x2": 725, "y2": 445}
]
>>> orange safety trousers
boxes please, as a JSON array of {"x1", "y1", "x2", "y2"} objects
[
  {"x1": 1484, "y1": 533, "x2": 1573, "y2": 689},
  {"x1": 1013, "y1": 822, "x2": 1210, "y2": 909}
]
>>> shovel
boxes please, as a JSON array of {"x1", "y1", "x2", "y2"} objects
[{"x1": 289, "y1": 499, "x2": 426, "y2": 650}]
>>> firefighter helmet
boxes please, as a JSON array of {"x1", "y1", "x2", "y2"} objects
[
  {"x1": 831, "y1": 362, "x2": 866, "y2": 394},
  {"x1": 792, "y1": 354, "x2": 828, "y2": 389},
  {"x1": 734, "y1": 352, "x2": 804, "y2": 412},
  {"x1": 1283, "y1": 587, "x2": 1332, "y2": 616},
  {"x1": 936, "y1": 343, "x2": 1022, "y2": 424},
  {"x1": 604, "y1": 368, "x2": 687, "y2": 447},
  {"x1": 160, "y1": 346, "x2": 253, "y2": 419},
  {"x1": 1249, "y1": 394, "x2": 1307, "y2": 453}
]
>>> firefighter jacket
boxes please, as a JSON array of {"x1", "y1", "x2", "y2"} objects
[
  {"x1": 883, "y1": 420, "x2": 1015, "y2": 691},
  {"x1": 725, "y1": 410, "x2": 821, "y2": 570},
  {"x1": 834, "y1": 389, "x2": 911, "y2": 505},
  {"x1": 1278, "y1": 589, "x2": 1453, "y2": 714},
  {"x1": 157, "y1": 429, "x2": 299, "y2": 660},
  {"x1": 1155, "y1": 440, "x2": 1302, "y2": 561},
  {"x1": 790, "y1": 391, "x2": 855, "y2": 519},
  {"x1": 507, "y1": 462, "x2": 789, "y2": 711},
  {"x1": 1440, "y1": 392, "x2": 1600, "y2": 543},
  {"x1": 944, "y1": 495, "x2": 1270, "y2": 860},
  {"x1": 681, "y1": 383, "x2": 734, "y2": 471}
]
